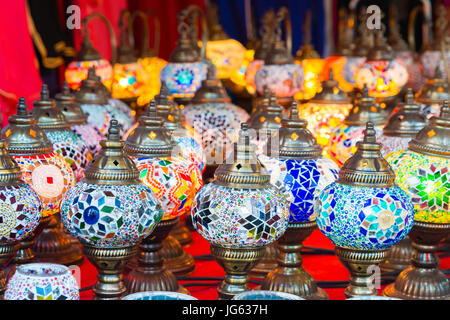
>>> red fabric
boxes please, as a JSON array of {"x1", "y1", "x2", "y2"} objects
[
  {"x1": 0, "y1": 0, "x2": 42, "y2": 127},
  {"x1": 78, "y1": 229, "x2": 450, "y2": 300}
]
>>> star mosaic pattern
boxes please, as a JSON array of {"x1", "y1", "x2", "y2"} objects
[
  {"x1": 387, "y1": 149, "x2": 450, "y2": 223},
  {"x1": 61, "y1": 182, "x2": 163, "y2": 247},
  {"x1": 160, "y1": 62, "x2": 208, "y2": 97},
  {"x1": 315, "y1": 183, "x2": 414, "y2": 249},
  {"x1": 192, "y1": 184, "x2": 289, "y2": 247}
]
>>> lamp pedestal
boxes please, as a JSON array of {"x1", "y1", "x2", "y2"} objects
[
  {"x1": 249, "y1": 243, "x2": 279, "y2": 279},
  {"x1": 161, "y1": 234, "x2": 195, "y2": 276},
  {"x1": 260, "y1": 221, "x2": 328, "y2": 299},
  {"x1": 0, "y1": 243, "x2": 17, "y2": 299},
  {"x1": 124, "y1": 218, "x2": 188, "y2": 294},
  {"x1": 335, "y1": 246, "x2": 389, "y2": 298},
  {"x1": 83, "y1": 244, "x2": 136, "y2": 300},
  {"x1": 170, "y1": 217, "x2": 193, "y2": 247},
  {"x1": 383, "y1": 221, "x2": 450, "y2": 300},
  {"x1": 211, "y1": 244, "x2": 266, "y2": 300},
  {"x1": 380, "y1": 237, "x2": 415, "y2": 273}
]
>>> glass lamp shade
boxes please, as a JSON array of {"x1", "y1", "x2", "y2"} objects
[
  {"x1": 254, "y1": 63, "x2": 304, "y2": 98},
  {"x1": 206, "y1": 38, "x2": 247, "y2": 80},
  {"x1": 294, "y1": 58, "x2": 325, "y2": 100},
  {"x1": 107, "y1": 98, "x2": 135, "y2": 128},
  {"x1": 122, "y1": 291, "x2": 197, "y2": 300},
  {"x1": 244, "y1": 59, "x2": 264, "y2": 95},
  {"x1": 13, "y1": 153, "x2": 75, "y2": 218},
  {"x1": 324, "y1": 56, "x2": 366, "y2": 93},
  {"x1": 5, "y1": 263, "x2": 80, "y2": 300},
  {"x1": 159, "y1": 62, "x2": 208, "y2": 99},
  {"x1": 419, "y1": 50, "x2": 450, "y2": 80},
  {"x1": 65, "y1": 59, "x2": 113, "y2": 91},
  {"x1": 70, "y1": 124, "x2": 104, "y2": 157},
  {"x1": 354, "y1": 60, "x2": 408, "y2": 98},
  {"x1": 226, "y1": 49, "x2": 255, "y2": 95},
  {"x1": 387, "y1": 149, "x2": 449, "y2": 224},
  {"x1": 258, "y1": 156, "x2": 339, "y2": 222},
  {"x1": 316, "y1": 182, "x2": 414, "y2": 249},
  {"x1": 137, "y1": 57, "x2": 168, "y2": 107},
  {"x1": 377, "y1": 135, "x2": 412, "y2": 158},
  {"x1": 129, "y1": 156, "x2": 203, "y2": 220},
  {"x1": 395, "y1": 50, "x2": 423, "y2": 92},
  {"x1": 111, "y1": 61, "x2": 145, "y2": 100},
  {"x1": 192, "y1": 183, "x2": 289, "y2": 247}
]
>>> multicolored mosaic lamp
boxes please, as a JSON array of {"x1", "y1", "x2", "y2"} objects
[
  {"x1": 416, "y1": 67, "x2": 449, "y2": 119},
  {"x1": 258, "y1": 104, "x2": 339, "y2": 299},
  {"x1": 297, "y1": 70, "x2": 353, "y2": 150},
  {"x1": 61, "y1": 120, "x2": 163, "y2": 300},
  {"x1": 254, "y1": 7, "x2": 303, "y2": 109},
  {"x1": 383, "y1": 101, "x2": 450, "y2": 300},
  {"x1": 1, "y1": 99, "x2": 75, "y2": 265},
  {"x1": 328, "y1": 85, "x2": 385, "y2": 166},
  {"x1": 56, "y1": 81, "x2": 104, "y2": 157},
  {"x1": 124, "y1": 100, "x2": 202, "y2": 294},
  {"x1": 0, "y1": 139, "x2": 42, "y2": 299},
  {"x1": 192, "y1": 123, "x2": 290, "y2": 299},
  {"x1": 316, "y1": 122, "x2": 415, "y2": 298},
  {"x1": 159, "y1": 6, "x2": 209, "y2": 105},
  {"x1": 64, "y1": 13, "x2": 116, "y2": 90}
]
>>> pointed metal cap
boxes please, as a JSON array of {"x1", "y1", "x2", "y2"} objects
[
  {"x1": 78, "y1": 32, "x2": 102, "y2": 61},
  {"x1": 154, "y1": 82, "x2": 181, "y2": 132},
  {"x1": 170, "y1": 22, "x2": 200, "y2": 63},
  {"x1": 249, "y1": 93, "x2": 284, "y2": 131},
  {"x1": 191, "y1": 65, "x2": 231, "y2": 103},
  {"x1": 416, "y1": 68, "x2": 449, "y2": 105},
  {"x1": 310, "y1": 69, "x2": 351, "y2": 104},
  {"x1": 295, "y1": 44, "x2": 320, "y2": 61},
  {"x1": 0, "y1": 140, "x2": 23, "y2": 184},
  {"x1": 55, "y1": 81, "x2": 88, "y2": 125},
  {"x1": 383, "y1": 88, "x2": 427, "y2": 137},
  {"x1": 408, "y1": 101, "x2": 450, "y2": 158},
  {"x1": 367, "y1": 29, "x2": 395, "y2": 61},
  {"x1": 344, "y1": 85, "x2": 385, "y2": 126},
  {"x1": 124, "y1": 100, "x2": 176, "y2": 158},
  {"x1": 31, "y1": 84, "x2": 70, "y2": 130},
  {"x1": 75, "y1": 67, "x2": 109, "y2": 105},
  {"x1": 1, "y1": 98, "x2": 53, "y2": 155},
  {"x1": 214, "y1": 123, "x2": 271, "y2": 188},
  {"x1": 249, "y1": 86, "x2": 271, "y2": 124},
  {"x1": 265, "y1": 38, "x2": 293, "y2": 65},
  {"x1": 338, "y1": 122, "x2": 395, "y2": 187},
  {"x1": 84, "y1": 120, "x2": 140, "y2": 185}
]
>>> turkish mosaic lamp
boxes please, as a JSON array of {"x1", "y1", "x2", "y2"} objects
[
  {"x1": 328, "y1": 85, "x2": 385, "y2": 166},
  {"x1": 192, "y1": 123, "x2": 289, "y2": 299},
  {"x1": 415, "y1": 67, "x2": 449, "y2": 119},
  {"x1": 56, "y1": 81, "x2": 104, "y2": 157},
  {"x1": 258, "y1": 104, "x2": 338, "y2": 299},
  {"x1": 61, "y1": 120, "x2": 163, "y2": 299},
  {"x1": 254, "y1": 7, "x2": 304, "y2": 109},
  {"x1": 383, "y1": 101, "x2": 450, "y2": 300},
  {"x1": 297, "y1": 69, "x2": 353, "y2": 150},
  {"x1": 31, "y1": 84, "x2": 92, "y2": 182},
  {"x1": 316, "y1": 122, "x2": 415, "y2": 298},
  {"x1": 378, "y1": 88, "x2": 427, "y2": 157}
]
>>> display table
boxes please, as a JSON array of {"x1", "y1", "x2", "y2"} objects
[{"x1": 78, "y1": 229, "x2": 450, "y2": 300}]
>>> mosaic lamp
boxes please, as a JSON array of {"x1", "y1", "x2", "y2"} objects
[
  {"x1": 1, "y1": 99, "x2": 75, "y2": 266},
  {"x1": 416, "y1": 67, "x2": 449, "y2": 119},
  {"x1": 254, "y1": 7, "x2": 304, "y2": 109},
  {"x1": 316, "y1": 122, "x2": 415, "y2": 298},
  {"x1": 297, "y1": 69, "x2": 353, "y2": 150},
  {"x1": 159, "y1": 6, "x2": 208, "y2": 106},
  {"x1": 0, "y1": 139, "x2": 42, "y2": 298},
  {"x1": 258, "y1": 104, "x2": 339, "y2": 299},
  {"x1": 56, "y1": 81, "x2": 104, "y2": 157},
  {"x1": 377, "y1": 88, "x2": 427, "y2": 273},
  {"x1": 64, "y1": 13, "x2": 116, "y2": 90},
  {"x1": 123, "y1": 101, "x2": 202, "y2": 294},
  {"x1": 383, "y1": 101, "x2": 450, "y2": 300},
  {"x1": 328, "y1": 85, "x2": 385, "y2": 166},
  {"x1": 192, "y1": 123, "x2": 290, "y2": 299},
  {"x1": 61, "y1": 120, "x2": 163, "y2": 299}
]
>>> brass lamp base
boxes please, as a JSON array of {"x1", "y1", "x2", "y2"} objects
[
  {"x1": 83, "y1": 244, "x2": 136, "y2": 300},
  {"x1": 170, "y1": 217, "x2": 193, "y2": 247},
  {"x1": 210, "y1": 244, "x2": 266, "y2": 300},
  {"x1": 161, "y1": 235, "x2": 195, "y2": 276},
  {"x1": 0, "y1": 242, "x2": 17, "y2": 299},
  {"x1": 260, "y1": 221, "x2": 328, "y2": 300},
  {"x1": 335, "y1": 246, "x2": 389, "y2": 298},
  {"x1": 380, "y1": 237, "x2": 415, "y2": 273},
  {"x1": 33, "y1": 214, "x2": 83, "y2": 266},
  {"x1": 383, "y1": 221, "x2": 450, "y2": 300},
  {"x1": 124, "y1": 218, "x2": 188, "y2": 294},
  {"x1": 249, "y1": 243, "x2": 279, "y2": 279}
]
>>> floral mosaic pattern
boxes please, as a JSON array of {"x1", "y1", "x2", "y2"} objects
[
  {"x1": 71, "y1": 124, "x2": 104, "y2": 156},
  {"x1": 81, "y1": 102, "x2": 134, "y2": 136},
  {"x1": 5, "y1": 263, "x2": 79, "y2": 300},
  {"x1": 0, "y1": 184, "x2": 41, "y2": 242},
  {"x1": 45, "y1": 130, "x2": 93, "y2": 181},
  {"x1": 61, "y1": 182, "x2": 162, "y2": 247},
  {"x1": 255, "y1": 63, "x2": 304, "y2": 97},
  {"x1": 160, "y1": 61, "x2": 208, "y2": 98},
  {"x1": 259, "y1": 156, "x2": 339, "y2": 223},
  {"x1": 315, "y1": 183, "x2": 414, "y2": 249},
  {"x1": 386, "y1": 149, "x2": 449, "y2": 223},
  {"x1": 377, "y1": 135, "x2": 412, "y2": 157},
  {"x1": 13, "y1": 152, "x2": 75, "y2": 217},
  {"x1": 131, "y1": 156, "x2": 203, "y2": 220},
  {"x1": 192, "y1": 183, "x2": 290, "y2": 247}
]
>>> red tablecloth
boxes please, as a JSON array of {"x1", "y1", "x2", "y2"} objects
[{"x1": 79, "y1": 229, "x2": 450, "y2": 300}]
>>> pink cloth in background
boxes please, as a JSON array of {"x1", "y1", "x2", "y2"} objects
[{"x1": 0, "y1": 0, "x2": 42, "y2": 127}]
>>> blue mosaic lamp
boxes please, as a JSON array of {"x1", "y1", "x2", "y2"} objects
[
  {"x1": 192, "y1": 123, "x2": 290, "y2": 299},
  {"x1": 61, "y1": 120, "x2": 163, "y2": 299},
  {"x1": 258, "y1": 103, "x2": 339, "y2": 299},
  {"x1": 316, "y1": 121, "x2": 415, "y2": 298}
]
